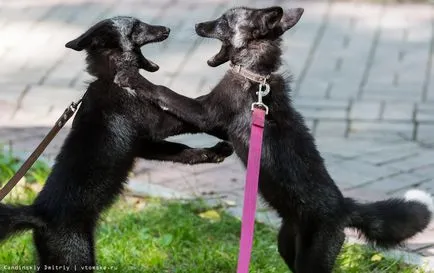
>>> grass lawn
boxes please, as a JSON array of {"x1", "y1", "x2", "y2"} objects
[
  {"x1": 0, "y1": 147, "x2": 428, "y2": 272},
  {"x1": 0, "y1": 195, "x2": 428, "y2": 273},
  {"x1": 337, "y1": 0, "x2": 430, "y2": 3}
]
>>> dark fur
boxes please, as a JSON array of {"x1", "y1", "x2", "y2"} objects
[
  {"x1": 0, "y1": 17, "x2": 232, "y2": 272},
  {"x1": 121, "y1": 7, "x2": 433, "y2": 273}
]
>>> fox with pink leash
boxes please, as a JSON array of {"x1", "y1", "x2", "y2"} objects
[{"x1": 115, "y1": 6, "x2": 434, "y2": 273}]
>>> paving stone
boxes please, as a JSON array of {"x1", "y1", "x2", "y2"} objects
[
  {"x1": 0, "y1": 126, "x2": 69, "y2": 159},
  {"x1": 382, "y1": 102, "x2": 414, "y2": 122},
  {"x1": 357, "y1": 144, "x2": 420, "y2": 166},
  {"x1": 348, "y1": 121, "x2": 414, "y2": 140},
  {"x1": 385, "y1": 150, "x2": 434, "y2": 172},
  {"x1": 298, "y1": 1, "x2": 377, "y2": 101},
  {"x1": 314, "y1": 120, "x2": 347, "y2": 138},
  {"x1": 406, "y1": 226, "x2": 434, "y2": 252},
  {"x1": 20, "y1": 85, "x2": 82, "y2": 111},
  {"x1": 167, "y1": 133, "x2": 222, "y2": 147},
  {"x1": 327, "y1": 159, "x2": 400, "y2": 189},
  {"x1": 0, "y1": 101, "x2": 15, "y2": 122},
  {"x1": 390, "y1": 179, "x2": 434, "y2": 197},
  {"x1": 299, "y1": 108, "x2": 347, "y2": 120},
  {"x1": 164, "y1": 2, "x2": 228, "y2": 93},
  {"x1": 293, "y1": 98, "x2": 349, "y2": 109},
  {"x1": 296, "y1": 78, "x2": 329, "y2": 98},
  {"x1": 342, "y1": 187, "x2": 388, "y2": 202},
  {"x1": 315, "y1": 138, "x2": 396, "y2": 158},
  {"x1": 285, "y1": 0, "x2": 331, "y2": 88},
  {"x1": 428, "y1": 86, "x2": 434, "y2": 102},
  {"x1": 127, "y1": 179, "x2": 192, "y2": 199},
  {"x1": 413, "y1": 166, "x2": 434, "y2": 181},
  {"x1": 328, "y1": 81, "x2": 360, "y2": 99},
  {"x1": 419, "y1": 103, "x2": 434, "y2": 112},
  {"x1": 417, "y1": 105, "x2": 434, "y2": 123},
  {"x1": 418, "y1": 124, "x2": 434, "y2": 146},
  {"x1": 364, "y1": 173, "x2": 429, "y2": 194},
  {"x1": 350, "y1": 101, "x2": 381, "y2": 120},
  {"x1": 43, "y1": 52, "x2": 86, "y2": 87},
  {"x1": 0, "y1": 84, "x2": 27, "y2": 105},
  {"x1": 175, "y1": 167, "x2": 244, "y2": 196},
  {"x1": 362, "y1": 84, "x2": 424, "y2": 101}
]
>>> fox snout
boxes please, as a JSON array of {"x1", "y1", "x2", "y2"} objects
[
  {"x1": 134, "y1": 24, "x2": 171, "y2": 46},
  {"x1": 195, "y1": 21, "x2": 217, "y2": 38},
  {"x1": 149, "y1": 26, "x2": 171, "y2": 42},
  {"x1": 159, "y1": 26, "x2": 170, "y2": 37}
]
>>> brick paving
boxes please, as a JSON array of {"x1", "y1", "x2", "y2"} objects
[{"x1": 1, "y1": 0, "x2": 434, "y2": 269}]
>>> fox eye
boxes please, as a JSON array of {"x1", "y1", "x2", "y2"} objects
[
  {"x1": 129, "y1": 21, "x2": 139, "y2": 37},
  {"x1": 219, "y1": 16, "x2": 228, "y2": 27}
]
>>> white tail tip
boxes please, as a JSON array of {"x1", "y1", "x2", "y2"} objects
[{"x1": 405, "y1": 189, "x2": 434, "y2": 214}]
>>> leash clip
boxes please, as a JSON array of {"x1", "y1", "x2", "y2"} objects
[
  {"x1": 251, "y1": 83, "x2": 270, "y2": 114},
  {"x1": 57, "y1": 99, "x2": 82, "y2": 127}
]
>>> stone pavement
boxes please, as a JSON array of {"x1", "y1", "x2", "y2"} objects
[{"x1": 1, "y1": 0, "x2": 434, "y2": 269}]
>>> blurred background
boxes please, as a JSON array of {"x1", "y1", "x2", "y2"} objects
[{"x1": 0, "y1": 0, "x2": 434, "y2": 266}]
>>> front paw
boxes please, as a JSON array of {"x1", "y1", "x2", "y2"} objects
[
  {"x1": 205, "y1": 141, "x2": 233, "y2": 163},
  {"x1": 185, "y1": 142, "x2": 233, "y2": 165}
]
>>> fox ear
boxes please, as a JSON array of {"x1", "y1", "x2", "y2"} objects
[
  {"x1": 278, "y1": 8, "x2": 304, "y2": 34},
  {"x1": 65, "y1": 20, "x2": 110, "y2": 51},
  {"x1": 256, "y1": 7, "x2": 283, "y2": 38},
  {"x1": 65, "y1": 34, "x2": 92, "y2": 51},
  {"x1": 263, "y1": 7, "x2": 284, "y2": 30}
]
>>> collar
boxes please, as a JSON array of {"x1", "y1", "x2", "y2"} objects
[{"x1": 230, "y1": 63, "x2": 270, "y2": 84}]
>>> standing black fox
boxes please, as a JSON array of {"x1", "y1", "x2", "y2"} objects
[
  {"x1": 117, "y1": 7, "x2": 434, "y2": 273},
  {"x1": 0, "y1": 17, "x2": 232, "y2": 272}
]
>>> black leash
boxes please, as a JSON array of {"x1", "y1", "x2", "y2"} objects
[{"x1": 0, "y1": 99, "x2": 82, "y2": 201}]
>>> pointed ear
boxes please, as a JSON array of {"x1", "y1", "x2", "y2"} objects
[
  {"x1": 278, "y1": 8, "x2": 304, "y2": 34},
  {"x1": 65, "y1": 20, "x2": 110, "y2": 51},
  {"x1": 65, "y1": 35, "x2": 91, "y2": 51},
  {"x1": 256, "y1": 7, "x2": 283, "y2": 38},
  {"x1": 65, "y1": 28, "x2": 97, "y2": 51},
  {"x1": 264, "y1": 7, "x2": 284, "y2": 30}
]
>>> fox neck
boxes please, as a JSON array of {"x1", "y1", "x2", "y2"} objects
[
  {"x1": 86, "y1": 50, "x2": 139, "y2": 80},
  {"x1": 231, "y1": 39, "x2": 282, "y2": 76}
]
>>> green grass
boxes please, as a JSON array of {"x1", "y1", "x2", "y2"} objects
[
  {"x1": 0, "y1": 195, "x2": 428, "y2": 273},
  {"x1": 0, "y1": 147, "x2": 428, "y2": 272},
  {"x1": 0, "y1": 145, "x2": 50, "y2": 185},
  {"x1": 336, "y1": 0, "x2": 430, "y2": 3}
]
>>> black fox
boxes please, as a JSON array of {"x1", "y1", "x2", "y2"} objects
[
  {"x1": 0, "y1": 16, "x2": 232, "y2": 272},
  {"x1": 118, "y1": 7, "x2": 434, "y2": 273}
]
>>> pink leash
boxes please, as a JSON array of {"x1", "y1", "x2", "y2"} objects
[{"x1": 236, "y1": 99, "x2": 268, "y2": 273}]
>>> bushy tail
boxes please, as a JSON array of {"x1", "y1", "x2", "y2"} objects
[
  {"x1": 0, "y1": 203, "x2": 45, "y2": 241},
  {"x1": 345, "y1": 189, "x2": 433, "y2": 248}
]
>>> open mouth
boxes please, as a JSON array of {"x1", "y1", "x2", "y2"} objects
[
  {"x1": 149, "y1": 33, "x2": 169, "y2": 44},
  {"x1": 195, "y1": 21, "x2": 229, "y2": 67},
  {"x1": 147, "y1": 28, "x2": 170, "y2": 44},
  {"x1": 155, "y1": 33, "x2": 169, "y2": 43}
]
